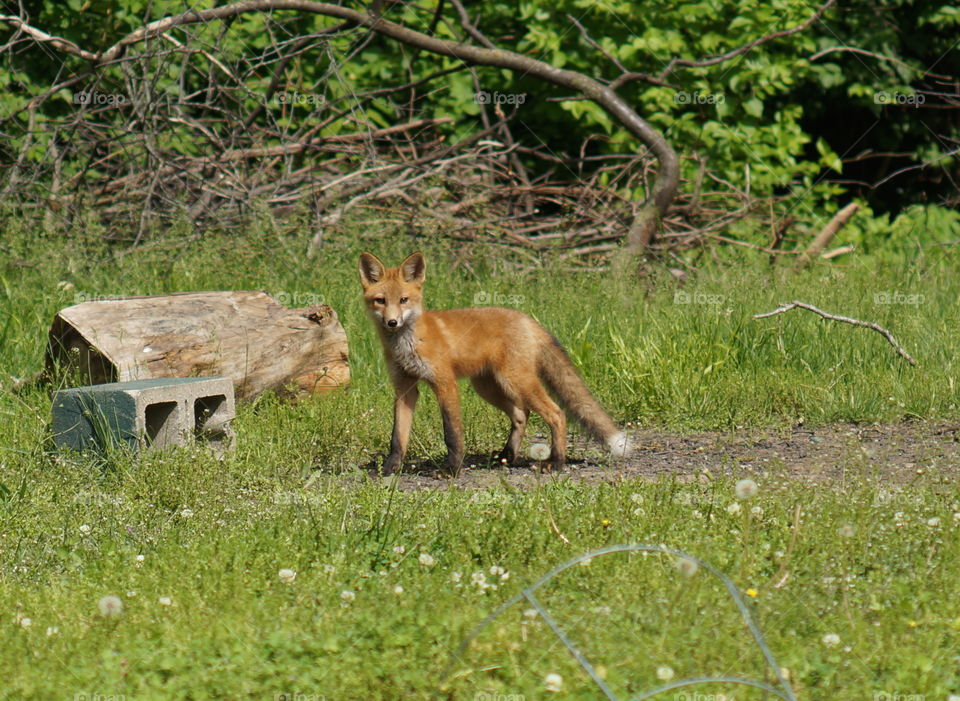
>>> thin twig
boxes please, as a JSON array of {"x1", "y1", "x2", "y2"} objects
[{"x1": 753, "y1": 301, "x2": 917, "y2": 366}]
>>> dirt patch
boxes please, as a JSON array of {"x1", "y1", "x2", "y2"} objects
[{"x1": 389, "y1": 421, "x2": 960, "y2": 490}]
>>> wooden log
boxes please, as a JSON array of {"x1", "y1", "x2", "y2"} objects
[{"x1": 46, "y1": 291, "x2": 349, "y2": 401}]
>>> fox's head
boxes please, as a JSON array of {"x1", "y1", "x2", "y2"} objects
[{"x1": 358, "y1": 252, "x2": 425, "y2": 333}]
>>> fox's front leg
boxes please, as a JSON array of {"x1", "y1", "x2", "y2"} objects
[
  {"x1": 430, "y1": 373, "x2": 464, "y2": 477},
  {"x1": 383, "y1": 374, "x2": 419, "y2": 475}
]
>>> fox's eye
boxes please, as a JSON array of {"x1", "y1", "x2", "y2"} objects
[
  {"x1": 374, "y1": 297, "x2": 386, "y2": 305},
  {"x1": 400, "y1": 297, "x2": 409, "y2": 304}
]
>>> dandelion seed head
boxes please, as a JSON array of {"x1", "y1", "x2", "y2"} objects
[
  {"x1": 97, "y1": 595, "x2": 123, "y2": 617},
  {"x1": 676, "y1": 557, "x2": 698, "y2": 577},
  {"x1": 656, "y1": 665, "x2": 675, "y2": 681},
  {"x1": 735, "y1": 479, "x2": 758, "y2": 500},
  {"x1": 529, "y1": 443, "x2": 551, "y2": 461},
  {"x1": 544, "y1": 673, "x2": 563, "y2": 693}
]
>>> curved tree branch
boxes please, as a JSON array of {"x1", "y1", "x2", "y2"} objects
[{"x1": 1, "y1": 0, "x2": 680, "y2": 249}]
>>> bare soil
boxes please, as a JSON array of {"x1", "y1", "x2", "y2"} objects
[{"x1": 388, "y1": 421, "x2": 960, "y2": 490}]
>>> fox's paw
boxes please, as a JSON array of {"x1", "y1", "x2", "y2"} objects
[
  {"x1": 535, "y1": 454, "x2": 565, "y2": 473},
  {"x1": 382, "y1": 453, "x2": 403, "y2": 475},
  {"x1": 437, "y1": 457, "x2": 463, "y2": 479}
]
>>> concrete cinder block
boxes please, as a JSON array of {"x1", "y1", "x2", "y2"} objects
[{"x1": 52, "y1": 377, "x2": 235, "y2": 454}]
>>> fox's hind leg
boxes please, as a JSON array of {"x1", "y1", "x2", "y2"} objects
[
  {"x1": 515, "y1": 380, "x2": 567, "y2": 470},
  {"x1": 471, "y1": 374, "x2": 528, "y2": 463}
]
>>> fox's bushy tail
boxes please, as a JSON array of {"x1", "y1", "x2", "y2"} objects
[{"x1": 538, "y1": 336, "x2": 632, "y2": 457}]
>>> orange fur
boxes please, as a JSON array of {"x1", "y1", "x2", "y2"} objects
[{"x1": 359, "y1": 252, "x2": 630, "y2": 476}]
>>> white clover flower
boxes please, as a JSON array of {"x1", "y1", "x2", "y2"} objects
[
  {"x1": 135, "y1": 554, "x2": 145, "y2": 563},
  {"x1": 544, "y1": 673, "x2": 563, "y2": 693},
  {"x1": 97, "y1": 595, "x2": 123, "y2": 617},
  {"x1": 418, "y1": 553, "x2": 435, "y2": 567},
  {"x1": 278, "y1": 568, "x2": 297, "y2": 583},
  {"x1": 529, "y1": 443, "x2": 551, "y2": 461},
  {"x1": 323, "y1": 564, "x2": 336, "y2": 574},
  {"x1": 79, "y1": 524, "x2": 92, "y2": 535},
  {"x1": 471, "y1": 571, "x2": 494, "y2": 592},
  {"x1": 750, "y1": 506, "x2": 763, "y2": 518},
  {"x1": 340, "y1": 590, "x2": 355, "y2": 603},
  {"x1": 158, "y1": 596, "x2": 172, "y2": 606},
  {"x1": 393, "y1": 585, "x2": 404, "y2": 595},
  {"x1": 726, "y1": 502, "x2": 742, "y2": 515},
  {"x1": 451, "y1": 571, "x2": 462, "y2": 584},
  {"x1": 656, "y1": 665, "x2": 675, "y2": 681},
  {"x1": 838, "y1": 524, "x2": 856, "y2": 538},
  {"x1": 735, "y1": 479, "x2": 758, "y2": 500},
  {"x1": 18, "y1": 617, "x2": 32, "y2": 629},
  {"x1": 45, "y1": 626, "x2": 59, "y2": 636},
  {"x1": 523, "y1": 608, "x2": 539, "y2": 620},
  {"x1": 489, "y1": 565, "x2": 509, "y2": 580},
  {"x1": 927, "y1": 517, "x2": 941, "y2": 527},
  {"x1": 392, "y1": 545, "x2": 405, "y2": 555},
  {"x1": 822, "y1": 632, "x2": 840, "y2": 647},
  {"x1": 179, "y1": 508, "x2": 194, "y2": 518}
]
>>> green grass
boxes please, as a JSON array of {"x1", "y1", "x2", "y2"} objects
[{"x1": 1, "y1": 219, "x2": 959, "y2": 698}]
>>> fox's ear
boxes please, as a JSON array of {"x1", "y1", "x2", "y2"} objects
[
  {"x1": 359, "y1": 253, "x2": 386, "y2": 287},
  {"x1": 399, "y1": 252, "x2": 425, "y2": 284}
]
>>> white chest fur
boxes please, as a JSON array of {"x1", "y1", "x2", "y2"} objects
[{"x1": 388, "y1": 326, "x2": 434, "y2": 381}]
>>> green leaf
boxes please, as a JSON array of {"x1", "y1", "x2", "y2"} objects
[{"x1": 743, "y1": 97, "x2": 764, "y2": 118}]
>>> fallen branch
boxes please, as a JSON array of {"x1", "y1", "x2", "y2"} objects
[
  {"x1": 753, "y1": 301, "x2": 917, "y2": 366},
  {"x1": 795, "y1": 202, "x2": 860, "y2": 269}
]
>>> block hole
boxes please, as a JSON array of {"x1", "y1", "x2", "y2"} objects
[
  {"x1": 194, "y1": 394, "x2": 231, "y2": 449},
  {"x1": 144, "y1": 401, "x2": 180, "y2": 448}
]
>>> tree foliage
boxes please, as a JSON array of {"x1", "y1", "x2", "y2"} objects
[{"x1": 1, "y1": 0, "x2": 957, "y2": 252}]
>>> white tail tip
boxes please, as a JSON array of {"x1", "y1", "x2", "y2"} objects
[{"x1": 607, "y1": 432, "x2": 633, "y2": 458}]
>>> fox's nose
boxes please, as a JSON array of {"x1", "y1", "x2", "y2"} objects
[{"x1": 387, "y1": 319, "x2": 398, "y2": 328}]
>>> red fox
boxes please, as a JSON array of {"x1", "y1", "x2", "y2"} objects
[{"x1": 359, "y1": 252, "x2": 632, "y2": 476}]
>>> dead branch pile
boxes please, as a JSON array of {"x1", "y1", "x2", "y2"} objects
[{"x1": 0, "y1": 3, "x2": 780, "y2": 263}]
